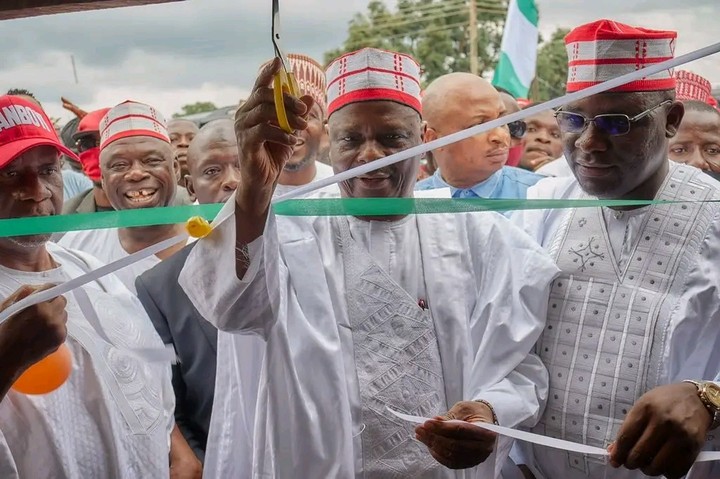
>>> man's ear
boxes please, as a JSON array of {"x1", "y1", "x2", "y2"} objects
[
  {"x1": 173, "y1": 157, "x2": 181, "y2": 182},
  {"x1": 665, "y1": 101, "x2": 685, "y2": 138},
  {"x1": 424, "y1": 125, "x2": 438, "y2": 144},
  {"x1": 185, "y1": 175, "x2": 195, "y2": 198}
]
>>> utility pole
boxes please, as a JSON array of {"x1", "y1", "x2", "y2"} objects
[{"x1": 469, "y1": 0, "x2": 478, "y2": 75}]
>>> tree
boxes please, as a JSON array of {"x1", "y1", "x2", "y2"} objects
[
  {"x1": 531, "y1": 28, "x2": 569, "y2": 102},
  {"x1": 325, "y1": 0, "x2": 508, "y2": 85},
  {"x1": 173, "y1": 101, "x2": 218, "y2": 118}
]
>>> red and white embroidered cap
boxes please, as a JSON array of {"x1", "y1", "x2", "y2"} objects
[
  {"x1": 564, "y1": 19, "x2": 677, "y2": 93},
  {"x1": 674, "y1": 70, "x2": 712, "y2": 103},
  {"x1": 287, "y1": 54, "x2": 327, "y2": 113},
  {"x1": 326, "y1": 48, "x2": 422, "y2": 117},
  {"x1": 99, "y1": 100, "x2": 170, "y2": 151}
]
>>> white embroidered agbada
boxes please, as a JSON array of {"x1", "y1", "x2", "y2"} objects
[
  {"x1": 0, "y1": 242, "x2": 174, "y2": 478},
  {"x1": 58, "y1": 227, "x2": 182, "y2": 294},
  {"x1": 179, "y1": 192, "x2": 559, "y2": 479},
  {"x1": 511, "y1": 162, "x2": 720, "y2": 479},
  {"x1": 201, "y1": 188, "x2": 454, "y2": 479}
]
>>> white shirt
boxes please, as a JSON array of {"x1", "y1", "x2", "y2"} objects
[
  {"x1": 535, "y1": 157, "x2": 573, "y2": 177},
  {"x1": 0, "y1": 243, "x2": 174, "y2": 479},
  {"x1": 511, "y1": 163, "x2": 720, "y2": 479},
  {"x1": 274, "y1": 161, "x2": 337, "y2": 197},
  {"x1": 58, "y1": 228, "x2": 164, "y2": 294},
  {"x1": 180, "y1": 193, "x2": 559, "y2": 478}
]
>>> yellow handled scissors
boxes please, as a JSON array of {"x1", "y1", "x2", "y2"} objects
[{"x1": 272, "y1": 0, "x2": 300, "y2": 134}]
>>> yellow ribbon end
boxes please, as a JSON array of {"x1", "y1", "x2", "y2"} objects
[{"x1": 186, "y1": 216, "x2": 212, "y2": 239}]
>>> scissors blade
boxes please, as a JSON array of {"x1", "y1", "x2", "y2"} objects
[{"x1": 271, "y1": 0, "x2": 286, "y2": 65}]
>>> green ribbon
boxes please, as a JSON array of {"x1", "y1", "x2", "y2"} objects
[{"x1": 0, "y1": 198, "x2": 696, "y2": 238}]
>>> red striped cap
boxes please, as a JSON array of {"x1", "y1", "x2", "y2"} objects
[
  {"x1": 287, "y1": 54, "x2": 327, "y2": 113},
  {"x1": 326, "y1": 48, "x2": 422, "y2": 117},
  {"x1": 674, "y1": 70, "x2": 712, "y2": 102},
  {"x1": 564, "y1": 20, "x2": 677, "y2": 93},
  {"x1": 99, "y1": 100, "x2": 169, "y2": 151}
]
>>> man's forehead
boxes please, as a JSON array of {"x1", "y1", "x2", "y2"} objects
[
  {"x1": 2, "y1": 145, "x2": 60, "y2": 170},
  {"x1": 102, "y1": 136, "x2": 172, "y2": 158},
  {"x1": 528, "y1": 110, "x2": 557, "y2": 123},
  {"x1": 328, "y1": 101, "x2": 419, "y2": 127},
  {"x1": 168, "y1": 120, "x2": 198, "y2": 133},
  {"x1": 563, "y1": 92, "x2": 645, "y2": 114},
  {"x1": 680, "y1": 110, "x2": 720, "y2": 134}
]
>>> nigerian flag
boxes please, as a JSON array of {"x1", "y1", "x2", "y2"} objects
[{"x1": 492, "y1": 0, "x2": 539, "y2": 99}]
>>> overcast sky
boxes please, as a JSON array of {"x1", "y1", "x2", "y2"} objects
[{"x1": 1, "y1": 0, "x2": 717, "y2": 123}]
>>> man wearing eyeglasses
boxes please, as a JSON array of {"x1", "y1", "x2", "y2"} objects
[
  {"x1": 416, "y1": 72, "x2": 543, "y2": 202},
  {"x1": 508, "y1": 20, "x2": 720, "y2": 479}
]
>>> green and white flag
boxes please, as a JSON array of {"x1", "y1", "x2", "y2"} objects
[{"x1": 492, "y1": 0, "x2": 539, "y2": 99}]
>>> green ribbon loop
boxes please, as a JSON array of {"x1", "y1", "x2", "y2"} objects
[{"x1": 0, "y1": 198, "x2": 699, "y2": 238}]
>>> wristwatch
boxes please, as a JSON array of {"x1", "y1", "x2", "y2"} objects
[{"x1": 684, "y1": 380, "x2": 720, "y2": 430}]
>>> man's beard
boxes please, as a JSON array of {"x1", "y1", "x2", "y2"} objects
[
  {"x1": 5, "y1": 234, "x2": 51, "y2": 249},
  {"x1": 284, "y1": 148, "x2": 317, "y2": 173}
]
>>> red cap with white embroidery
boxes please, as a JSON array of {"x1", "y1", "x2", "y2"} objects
[
  {"x1": 326, "y1": 48, "x2": 422, "y2": 117},
  {"x1": 564, "y1": 20, "x2": 677, "y2": 93}
]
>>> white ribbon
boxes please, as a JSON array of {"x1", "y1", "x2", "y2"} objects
[
  {"x1": 387, "y1": 407, "x2": 720, "y2": 463},
  {"x1": 2, "y1": 41, "x2": 720, "y2": 351},
  {"x1": 0, "y1": 234, "x2": 187, "y2": 363}
]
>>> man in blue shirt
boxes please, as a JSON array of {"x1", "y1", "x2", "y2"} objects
[{"x1": 416, "y1": 72, "x2": 542, "y2": 200}]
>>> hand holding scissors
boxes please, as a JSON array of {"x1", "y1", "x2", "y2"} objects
[{"x1": 272, "y1": 0, "x2": 300, "y2": 133}]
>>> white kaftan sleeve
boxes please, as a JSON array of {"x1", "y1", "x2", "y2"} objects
[
  {"x1": 467, "y1": 214, "x2": 560, "y2": 429},
  {"x1": 0, "y1": 429, "x2": 18, "y2": 479},
  {"x1": 178, "y1": 194, "x2": 279, "y2": 338}
]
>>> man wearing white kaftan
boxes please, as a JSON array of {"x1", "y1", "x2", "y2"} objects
[
  {"x1": 507, "y1": 19, "x2": 720, "y2": 479},
  {"x1": 514, "y1": 163, "x2": 720, "y2": 479},
  {"x1": 60, "y1": 101, "x2": 190, "y2": 294},
  {"x1": 179, "y1": 48, "x2": 559, "y2": 478},
  {"x1": 0, "y1": 242, "x2": 175, "y2": 478}
]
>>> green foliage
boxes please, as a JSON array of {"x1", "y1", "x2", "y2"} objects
[
  {"x1": 325, "y1": 0, "x2": 508, "y2": 85},
  {"x1": 173, "y1": 101, "x2": 218, "y2": 118},
  {"x1": 531, "y1": 28, "x2": 569, "y2": 102}
]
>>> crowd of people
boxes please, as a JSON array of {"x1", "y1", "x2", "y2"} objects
[{"x1": 0, "y1": 16, "x2": 719, "y2": 479}]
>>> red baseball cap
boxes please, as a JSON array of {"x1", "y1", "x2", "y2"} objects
[
  {"x1": 0, "y1": 95, "x2": 80, "y2": 169},
  {"x1": 73, "y1": 107, "x2": 111, "y2": 140}
]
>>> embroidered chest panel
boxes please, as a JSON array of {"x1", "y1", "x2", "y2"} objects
[{"x1": 534, "y1": 167, "x2": 717, "y2": 473}]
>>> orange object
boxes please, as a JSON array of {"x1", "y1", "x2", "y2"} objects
[
  {"x1": 186, "y1": 216, "x2": 212, "y2": 239},
  {"x1": 12, "y1": 343, "x2": 72, "y2": 395}
]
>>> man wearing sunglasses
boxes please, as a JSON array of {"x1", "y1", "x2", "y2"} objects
[
  {"x1": 62, "y1": 108, "x2": 115, "y2": 215},
  {"x1": 497, "y1": 88, "x2": 528, "y2": 167},
  {"x1": 509, "y1": 20, "x2": 720, "y2": 479},
  {"x1": 416, "y1": 72, "x2": 543, "y2": 202}
]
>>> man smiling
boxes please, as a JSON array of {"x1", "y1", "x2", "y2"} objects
[
  {"x1": 273, "y1": 53, "x2": 334, "y2": 196},
  {"x1": 59, "y1": 101, "x2": 187, "y2": 293},
  {"x1": 178, "y1": 48, "x2": 558, "y2": 478},
  {"x1": 509, "y1": 20, "x2": 720, "y2": 479}
]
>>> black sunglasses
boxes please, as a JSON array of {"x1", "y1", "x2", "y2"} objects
[
  {"x1": 554, "y1": 100, "x2": 672, "y2": 136},
  {"x1": 75, "y1": 135, "x2": 100, "y2": 153},
  {"x1": 508, "y1": 120, "x2": 527, "y2": 139}
]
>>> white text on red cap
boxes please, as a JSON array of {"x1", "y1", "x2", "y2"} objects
[{"x1": 0, "y1": 105, "x2": 51, "y2": 133}]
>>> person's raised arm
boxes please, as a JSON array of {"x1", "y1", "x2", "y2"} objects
[{"x1": 233, "y1": 58, "x2": 314, "y2": 279}]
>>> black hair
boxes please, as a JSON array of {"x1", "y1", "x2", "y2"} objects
[
  {"x1": 683, "y1": 100, "x2": 720, "y2": 117},
  {"x1": 6, "y1": 88, "x2": 37, "y2": 100}
]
